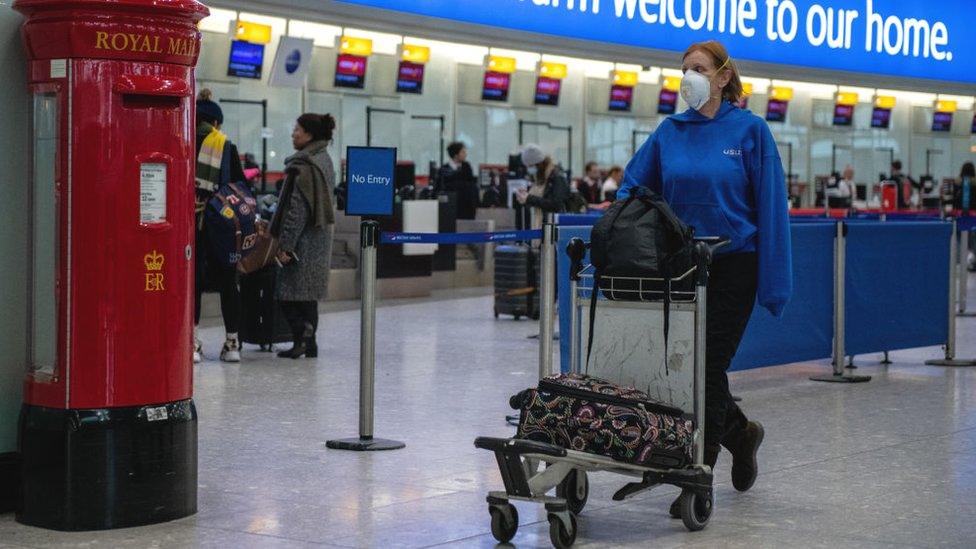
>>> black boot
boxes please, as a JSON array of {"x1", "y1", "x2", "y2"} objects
[
  {"x1": 723, "y1": 420, "x2": 765, "y2": 492},
  {"x1": 304, "y1": 334, "x2": 318, "y2": 358},
  {"x1": 277, "y1": 337, "x2": 307, "y2": 359},
  {"x1": 670, "y1": 446, "x2": 718, "y2": 518}
]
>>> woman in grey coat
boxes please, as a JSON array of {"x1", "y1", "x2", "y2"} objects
[{"x1": 271, "y1": 113, "x2": 337, "y2": 359}]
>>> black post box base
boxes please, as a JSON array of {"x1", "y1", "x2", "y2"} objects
[{"x1": 17, "y1": 399, "x2": 198, "y2": 531}]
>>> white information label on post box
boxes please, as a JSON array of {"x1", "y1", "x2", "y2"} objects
[
  {"x1": 50, "y1": 59, "x2": 66, "y2": 79},
  {"x1": 140, "y1": 163, "x2": 167, "y2": 223}
]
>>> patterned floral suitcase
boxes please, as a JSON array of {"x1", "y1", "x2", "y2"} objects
[{"x1": 511, "y1": 373, "x2": 694, "y2": 468}]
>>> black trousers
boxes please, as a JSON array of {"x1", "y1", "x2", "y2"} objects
[
  {"x1": 194, "y1": 253, "x2": 241, "y2": 334},
  {"x1": 704, "y1": 252, "x2": 758, "y2": 451},
  {"x1": 280, "y1": 301, "x2": 318, "y2": 341}
]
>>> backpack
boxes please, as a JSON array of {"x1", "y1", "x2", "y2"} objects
[
  {"x1": 204, "y1": 183, "x2": 258, "y2": 267},
  {"x1": 586, "y1": 189, "x2": 697, "y2": 373}
]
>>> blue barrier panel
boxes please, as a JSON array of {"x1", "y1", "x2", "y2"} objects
[
  {"x1": 956, "y1": 216, "x2": 976, "y2": 232},
  {"x1": 557, "y1": 226, "x2": 593, "y2": 372},
  {"x1": 844, "y1": 221, "x2": 951, "y2": 355},
  {"x1": 556, "y1": 213, "x2": 600, "y2": 227},
  {"x1": 731, "y1": 223, "x2": 835, "y2": 371},
  {"x1": 380, "y1": 230, "x2": 541, "y2": 245}
]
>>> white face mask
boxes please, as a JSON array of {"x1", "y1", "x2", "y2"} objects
[
  {"x1": 680, "y1": 57, "x2": 731, "y2": 112},
  {"x1": 526, "y1": 166, "x2": 538, "y2": 177},
  {"x1": 680, "y1": 70, "x2": 712, "y2": 111}
]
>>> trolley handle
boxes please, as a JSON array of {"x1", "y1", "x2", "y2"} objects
[
  {"x1": 693, "y1": 237, "x2": 729, "y2": 286},
  {"x1": 567, "y1": 238, "x2": 588, "y2": 282}
]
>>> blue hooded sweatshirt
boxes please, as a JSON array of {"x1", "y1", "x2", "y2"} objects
[{"x1": 617, "y1": 101, "x2": 792, "y2": 317}]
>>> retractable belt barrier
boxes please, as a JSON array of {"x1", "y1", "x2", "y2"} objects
[{"x1": 328, "y1": 223, "x2": 555, "y2": 451}]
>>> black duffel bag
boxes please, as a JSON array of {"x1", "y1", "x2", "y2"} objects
[
  {"x1": 590, "y1": 189, "x2": 696, "y2": 299},
  {"x1": 586, "y1": 189, "x2": 697, "y2": 372}
]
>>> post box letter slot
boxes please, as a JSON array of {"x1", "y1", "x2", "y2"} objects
[{"x1": 116, "y1": 75, "x2": 189, "y2": 108}]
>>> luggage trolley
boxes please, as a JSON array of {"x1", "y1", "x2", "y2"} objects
[{"x1": 475, "y1": 237, "x2": 726, "y2": 548}]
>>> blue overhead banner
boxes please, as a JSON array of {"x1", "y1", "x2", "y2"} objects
[{"x1": 336, "y1": 0, "x2": 976, "y2": 84}]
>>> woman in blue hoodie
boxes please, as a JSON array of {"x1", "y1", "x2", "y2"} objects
[{"x1": 617, "y1": 41, "x2": 792, "y2": 510}]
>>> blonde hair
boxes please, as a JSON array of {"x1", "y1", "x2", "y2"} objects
[{"x1": 683, "y1": 40, "x2": 743, "y2": 103}]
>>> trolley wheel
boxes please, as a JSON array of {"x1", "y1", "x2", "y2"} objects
[
  {"x1": 678, "y1": 489, "x2": 713, "y2": 532},
  {"x1": 548, "y1": 512, "x2": 577, "y2": 548},
  {"x1": 556, "y1": 469, "x2": 589, "y2": 515},
  {"x1": 489, "y1": 503, "x2": 518, "y2": 543}
]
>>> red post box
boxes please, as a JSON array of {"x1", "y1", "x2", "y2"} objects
[
  {"x1": 881, "y1": 181, "x2": 898, "y2": 212},
  {"x1": 13, "y1": 0, "x2": 208, "y2": 530}
]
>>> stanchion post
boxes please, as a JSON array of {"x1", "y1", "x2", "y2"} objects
[
  {"x1": 327, "y1": 221, "x2": 406, "y2": 451},
  {"x1": 958, "y1": 229, "x2": 974, "y2": 316},
  {"x1": 812, "y1": 221, "x2": 871, "y2": 383},
  {"x1": 927, "y1": 220, "x2": 976, "y2": 367},
  {"x1": 538, "y1": 214, "x2": 556, "y2": 380}
]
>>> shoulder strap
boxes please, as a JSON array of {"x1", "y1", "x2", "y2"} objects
[{"x1": 584, "y1": 271, "x2": 600, "y2": 373}]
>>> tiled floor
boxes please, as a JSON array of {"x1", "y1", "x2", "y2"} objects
[{"x1": 2, "y1": 287, "x2": 976, "y2": 548}]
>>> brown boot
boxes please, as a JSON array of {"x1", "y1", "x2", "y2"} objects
[
  {"x1": 670, "y1": 446, "x2": 718, "y2": 518},
  {"x1": 723, "y1": 421, "x2": 764, "y2": 492}
]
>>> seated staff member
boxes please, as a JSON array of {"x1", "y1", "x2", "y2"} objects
[
  {"x1": 602, "y1": 165, "x2": 623, "y2": 202},
  {"x1": 437, "y1": 141, "x2": 480, "y2": 220},
  {"x1": 617, "y1": 40, "x2": 792, "y2": 513}
]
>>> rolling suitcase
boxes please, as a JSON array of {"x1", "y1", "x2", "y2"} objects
[
  {"x1": 239, "y1": 266, "x2": 292, "y2": 350},
  {"x1": 493, "y1": 244, "x2": 539, "y2": 320},
  {"x1": 510, "y1": 373, "x2": 694, "y2": 468}
]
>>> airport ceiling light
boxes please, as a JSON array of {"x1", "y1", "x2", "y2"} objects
[
  {"x1": 662, "y1": 76, "x2": 681, "y2": 92},
  {"x1": 539, "y1": 61, "x2": 568, "y2": 79},
  {"x1": 199, "y1": 8, "x2": 236, "y2": 34},
  {"x1": 236, "y1": 20, "x2": 273, "y2": 44},
  {"x1": 612, "y1": 70, "x2": 639, "y2": 88},
  {"x1": 836, "y1": 92, "x2": 859, "y2": 106},
  {"x1": 742, "y1": 82, "x2": 754, "y2": 96},
  {"x1": 874, "y1": 95, "x2": 897, "y2": 109},
  {"x1": 340, "y1": 36, "x2": 374, "y2": 57},
  {"x1": 400, "y1": 44, "x2": 431, "y2": 64},
  {"x1": 769, "y1": 86, "x2": 794, "y2": 101},
  {"x1": 935, "y1": 100, "x2": 958, "y2": 113},
  {"x1": 486, "y1": 55, "x2": 517, "y2": 74}
]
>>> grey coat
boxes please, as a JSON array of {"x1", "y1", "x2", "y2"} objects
[{"x1": 276, "y1": 143, "x2": 336, "y2": 301}]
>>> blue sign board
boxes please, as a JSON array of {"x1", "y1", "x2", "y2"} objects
[
  {"x1": 346, "y1": 147, "x2": 396, "y2": 217},
  {"x1": 336, "y1": 0, "x2": 976, "y2": 85}
]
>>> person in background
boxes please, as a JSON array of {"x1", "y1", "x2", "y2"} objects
[
  {"x1": 826, "y1": 166, "x2": 854, "y2": 207},
  {"x1": 194, "y1": 89, "x2": 245, "y2": 364},
  {"x1": 438, "y1": 141, "x2": 480, "y2": 219},
  {"x1": 578, "y1": 161, "x2": 603, "y2": 204},
  {"x1": 271, "y1": 113, "x2": 338, "y2": 359},
  {"x1": 515, "y1": 144, "x2": 570, "y2": 229},
  {"x1": 602, "y1": 165, "x2": 624, "y2": 202},
  {"x1": 618, "y1": 40, "x2": 792, "y2": 514},
  {"x1": 890, "y1": 160, "x2": 915, "y2": 209}
]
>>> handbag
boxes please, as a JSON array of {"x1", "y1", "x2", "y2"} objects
[{"x1": 237, "y1": 219, "x2": 278, "y2": 274}]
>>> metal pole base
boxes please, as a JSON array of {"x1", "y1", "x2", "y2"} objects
[
  {"x1": 925, "y1": 359, "x2": 976, "y2": 367},
  {"x1": 326, "y1": 437, "x2": 405, "y2": 451},
  {"x1": 810, "y1": 373, "x2": 872, "y2": 383},
  {"x1": 880, "y1": 352, "x2": 892, "y2": 365}
]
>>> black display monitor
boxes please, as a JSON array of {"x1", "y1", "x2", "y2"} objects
[
  {"x1": 227, "y1": 40, "x2": 265, "y2": 79},
  {"x1": 482, "y1": 71, "x2": 511, "y2": 102},
  {"x1": 766, "y1": 99, "x2": 789, "y2": 122},
  {"x1": 871, "y1": 107, "x2": 892, "y2": 129},
  {"x1": 534, "y1": 77, "x2": 561, "y2": 106},
  {"x1": 833, "y1": 104, "x2": 854, "y2": 126},
  {"x1": 335, "y1": 54, "x2": 368, "y2": 89},
  {"x1": 609, "y1": 85, "x2": 634, "y2": 112},
  {"x1": 657, "y1": 89, "x2": 678, "y2": 114},
  {"x1": 396, "y1": 61, "x2": 425, "y2": 94},
  {"x1": 932, "y1": 111, "x2": 953, "y2": 132}
]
